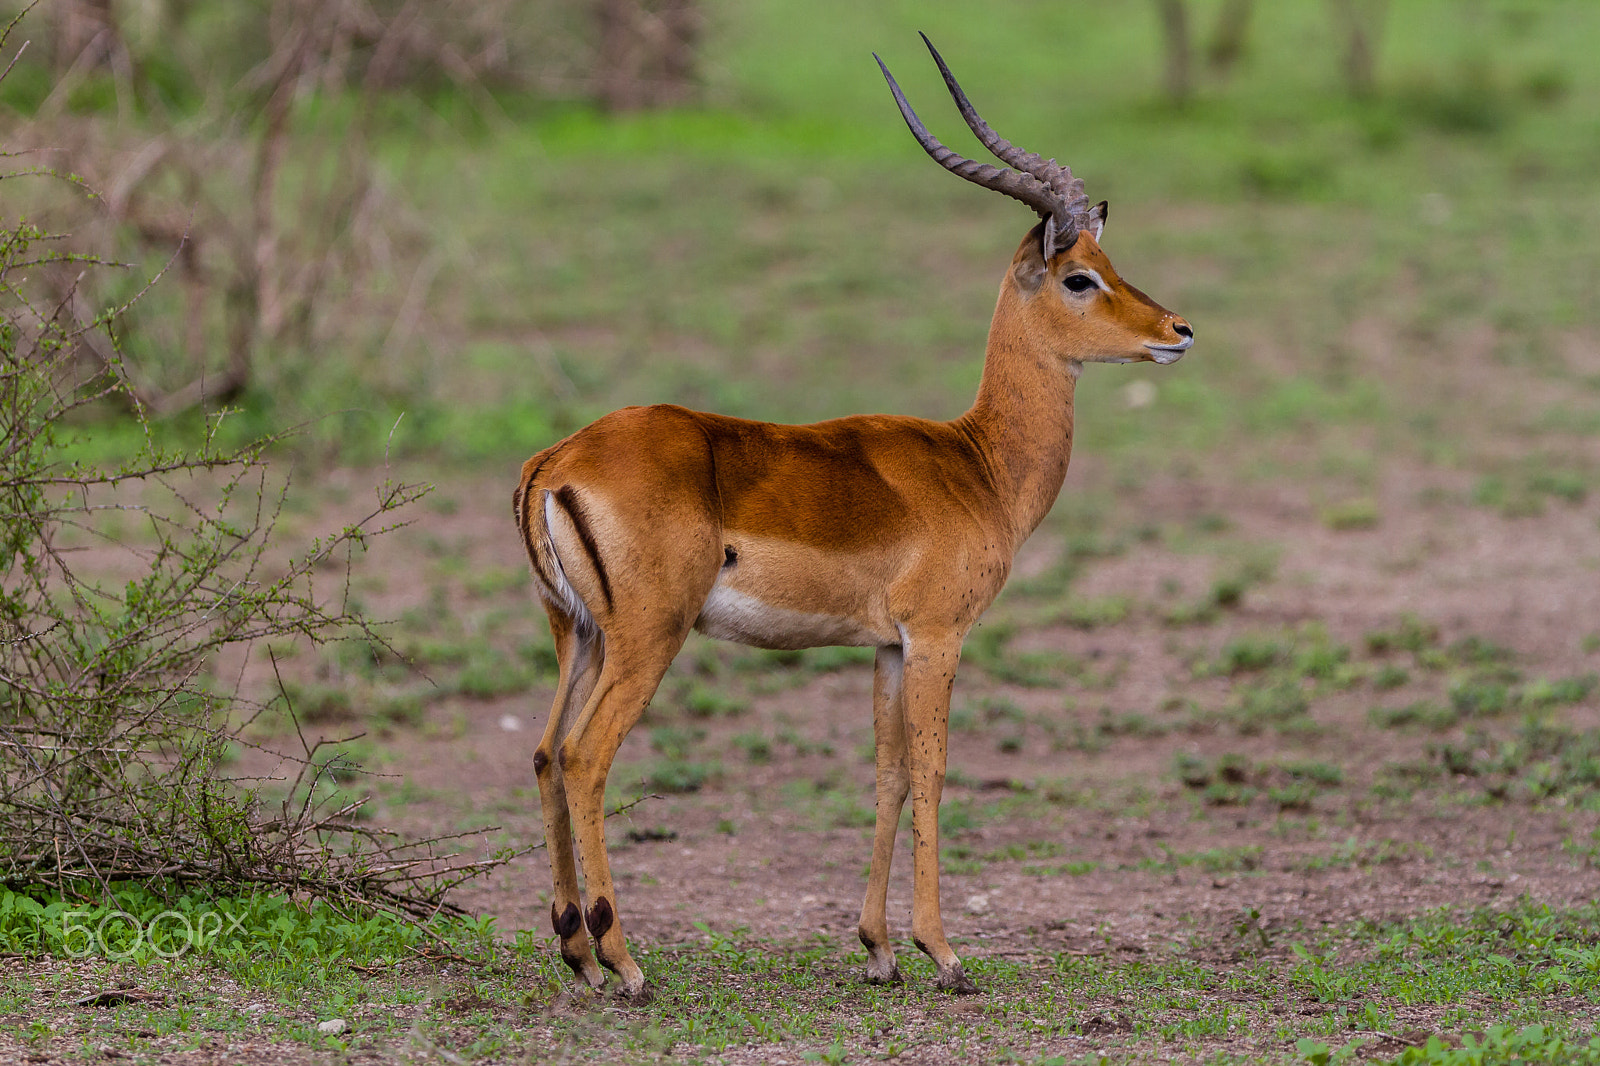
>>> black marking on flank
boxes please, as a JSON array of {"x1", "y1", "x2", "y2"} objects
[
  {"x1": 533, "y1": 750, "x2": 550, "y2": 775},
  {"x1": 586, "y1": 896, "x2": 615, "y2": 939},
  {"x1": 723, "y1": 545, "x2": 737, "y2": 567},
  {"x1": 553, "y1": 902, "x2": 582, "y2": 939},
  {"x1": 515, "y1": 481, "x2": 541, "y2": 576},
  {"x1": 554, "y1": 485, "x2": 614, "y2": 611}
]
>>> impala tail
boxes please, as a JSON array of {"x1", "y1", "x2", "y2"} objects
[{"x1": 514, "y1": 455, "x2": 605, "y2": 636}]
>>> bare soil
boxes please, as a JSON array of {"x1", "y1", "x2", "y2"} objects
[
  {"x1": 9, "y1": 457, "x2": 1600, "y2": 1064},
  {"x1": 420, "y1": 459, "x2": 1600, "y2": 951}
]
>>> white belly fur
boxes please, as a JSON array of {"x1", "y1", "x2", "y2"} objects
[{"x1": 695, "y1": 584, "x2": 884, "y2": 650}]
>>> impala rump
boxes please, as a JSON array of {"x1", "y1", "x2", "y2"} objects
[{"x1": 518, "y1": 487, "x2": 605, "y2": 635}]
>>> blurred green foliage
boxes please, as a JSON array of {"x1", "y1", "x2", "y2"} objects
[{"x1": 6, "y1": 0, "x2": 1597, "y2": 495}]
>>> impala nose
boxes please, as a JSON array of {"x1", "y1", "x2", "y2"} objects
[{"x1": 1145, "y1": 316, "x2": 1193, "y2": 363}]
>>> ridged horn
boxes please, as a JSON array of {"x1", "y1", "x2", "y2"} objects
[
  {"x1": 874, "y1": 52, "x2": 1068, "y2": 230},
  {"x1": 918, "y1": 33, "x2": 1089, "y2": 220}
]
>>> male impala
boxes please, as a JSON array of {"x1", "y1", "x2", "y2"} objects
[{"x1": 514, "y1": 36, "x2": 1192, "y2": 1002}]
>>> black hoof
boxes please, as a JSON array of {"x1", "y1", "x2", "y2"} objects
[
  {"x1": 937, "y1": 967, "x2": 981, "y2": 995},
  {"x1": 863, "y1": 965, "x2": 902, "y2": 986},
  {"x1": 613, "y1": 982, "x2": 654, "y2": 1007}
]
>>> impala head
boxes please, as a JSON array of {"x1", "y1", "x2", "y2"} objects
[{"x1": 876, "y1": 34, "x2": 1194, "y2": 367}]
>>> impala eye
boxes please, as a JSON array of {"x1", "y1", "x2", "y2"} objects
[{"x1": 1063, "y1": 274, "x2": 1096, "y2": 294}]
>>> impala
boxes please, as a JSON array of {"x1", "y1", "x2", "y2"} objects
[{"x1": 513, "y1": 36, "x2": 1193, "y2": 1002}]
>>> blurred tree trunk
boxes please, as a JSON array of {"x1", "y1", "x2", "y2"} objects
[
  {"x1": 1328, "y1": 0, "x2": 1388, "y2": 98},
  {"x1": 49, "y1": 0, "x2": 135, "y2": 121},
  {"x1": 595, "y1": 0, "x2": 701, "y2": 111},
  {"x1": 51, "y1": 0, "x2": 117, "y2": 72},
  {"x1": 1153, "y1": 0, "x2": 1192, "y2": 105},
  {"x1": 1205, "y1": 0, "x2": 1255, "y2": 77}
]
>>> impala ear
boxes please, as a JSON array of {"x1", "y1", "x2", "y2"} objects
[
  {"x1": 1041, "y1": 213, "x2": 1082, "y2": 261},
  {"x1": 1086, "y1": 200, "x2": 1108, "y2": 242},
  {"x1": 1014, "y1": 221, "x2": 1050, "y2": 292}
]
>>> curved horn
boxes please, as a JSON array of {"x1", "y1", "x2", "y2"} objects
[
  {"x1": 918, "y1": 32, "x2": 1087, "y2": 215},
  {"x1": 874, "y1": 52, "x2": 1066, "y2": 224}
]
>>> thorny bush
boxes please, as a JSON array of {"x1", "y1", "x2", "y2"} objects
[{"x1": 0, "y1": 9, "x2": 518, "y2": 920}]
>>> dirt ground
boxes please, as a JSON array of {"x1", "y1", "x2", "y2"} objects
[
  {"x1": 413, "y1": 459, "x2": 1600, "y2": 951},
  {"x1": 11, "y1": 455, "x2": 1600, "y2": 1065}
]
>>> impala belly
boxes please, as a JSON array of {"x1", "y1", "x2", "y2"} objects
[
  {"x1": 696, "y1": 584, "x2": 884, "y2": 649},
  {"x1": 694, "y1": 541, "x2": 895, "y2": 650}
]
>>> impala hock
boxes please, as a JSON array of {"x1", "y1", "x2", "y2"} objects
[{"x1": 513, "y1": 36, "x2": 1193, "y2": 1002}]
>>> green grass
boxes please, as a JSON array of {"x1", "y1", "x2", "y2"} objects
[
  {"x1": 1290, "y1": 838, "x2": 1434, "y2": 873},
  {"x1": 1377, "y1": 1027, "x2": 1600, "y2": 1066},
  {"x1": 1434, "y1": 719, "x2": 1600, "y2": 805},
  {"x1": 0, "y1": 883, "x2": 476, "y2": 975},
  {"x1": 7, "y1": 886, "x2": 1597, "y2": 1064},
  {"x1": 1319, "y1": 497, "x2": 1382, "y2": 531},
  {"x1": 637, "y1": 758, "x2": 721, "y2": 795}
]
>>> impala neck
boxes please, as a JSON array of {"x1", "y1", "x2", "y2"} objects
[{"x1": 956, "y1": 277, "x2": 1078, "y2": 547}]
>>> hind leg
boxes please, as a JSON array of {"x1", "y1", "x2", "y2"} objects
[
  {"x1": 559, "y1": 626, "x2": 691, "y2": 1003},
  {"x1": 534, "y1": 610, "x2": 605, "y2": 987}
]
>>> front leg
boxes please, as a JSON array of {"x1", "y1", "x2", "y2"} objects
[{"x1": 902, "y1": 632, "x2": 980, "y2": 994}]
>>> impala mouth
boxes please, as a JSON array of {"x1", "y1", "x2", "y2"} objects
[{"x1": 1144, "y1": 336, "x2": 1192, "y2": 364}]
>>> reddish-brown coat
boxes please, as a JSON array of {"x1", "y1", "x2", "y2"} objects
[{"x1": 516, "y1": 222, "x2": 1192, "y2": 999}]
